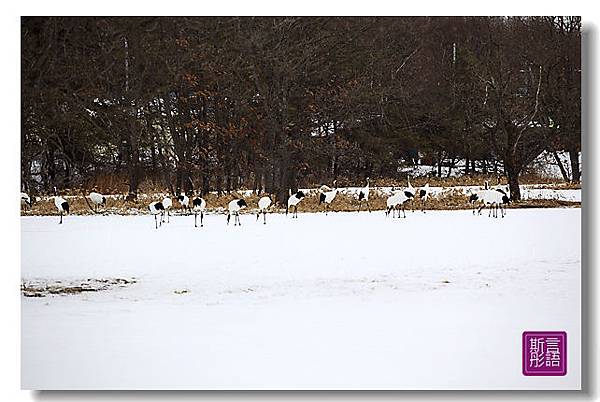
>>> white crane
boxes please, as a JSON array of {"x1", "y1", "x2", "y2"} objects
[
  {"x1": 417, "y1": 183, "x2": 430, "y2": 213},
  {"x1": 21, "y1": 192, "x2": 31, "y2": 210},
  {"x1": 319, "y1": 180, "x2": 338, "y2": 215},
  {"x1": 256, "y1": 196, "x2": 272, "y2": 224},
  {"x1": 148, "y1": 201, "x2": 165, "y2": 229},
  {"x1": 385, "y1": 187, "x2": 414, "y2": 218},
  {"x1": 53, "y1": 187, "x2": 69, "y2": 224},
  {"x1": 192, "y1": 196, "x2": 206, "y2": 227},
  {"x1": 227, "y1": 199, "x2": 248, "y2": 226},
  {"x1": 405, "y1": 176, "x2": 416, "y2": 198},
  {"x1": 469, "y1": 183, "x2": 510, "y2": 218},
  {"x1": 357, "y1": 177, "x2": 371, "y2": 212},
  {"x1": 286, "y1": 190, "x2": 306, "y2": 218},
  {"x1": 89, "y1": 192, "x2": 106, "y2": 213},
  {"x1": 177, "y1": 193, "x2": 190, "y2": 214},
  {"x1": 162, "y1": 197, "x2": 173, "y2": 223},
  {"x1": 468, "y1": 181, "x2": 494, "y2": 215}
]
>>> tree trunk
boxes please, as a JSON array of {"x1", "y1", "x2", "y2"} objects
[
  {"x1": 505, "y1": 157, "x2": 522, "y2": 201},
  {"x1": 175, "y1": 167, "x2": 183, "y2": 194},
  {"x1": 266, "y1": 166, "x2": 276, "y2": 195},
  {"x1": 568, "y1": 147, "x2": 581, "y2": 183},
  {"x1": 202, "y1": 174, "x2": 210, "y2": 196},
  {"x1": 446, "y1": 158, "x2": 456, "y2": 178},
  {"x1": 252, "y1": 171, "x2": 258, "y2": 195},
  {"x1": 128, "y1": 154, "x2": 141, "y2": 195},
  {"x1": 216, "y1": 174, "x2": 222, "y2": 196},
  {"x1": 276, "y1": 161, "x2": 295, "y2": 206},
  {"x1": 128, "y1": 141, "x2": 142, "y2": 196},
  {"x1": 507, "y1": 173, "x2": 521, "y2": 201},
  {"x1": 551, "y1": 149, "x2": 570, "y2": 183},
  {"x1": 182, "y1": 168, "x2": 192, "y2": 195},
  {"x1": 184, "y1": 170, "x2": 194, "y2": 195}
]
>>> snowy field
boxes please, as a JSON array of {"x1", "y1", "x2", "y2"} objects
[{"x1": 21, "y1": 208, "x2": 581, "y2": 390}]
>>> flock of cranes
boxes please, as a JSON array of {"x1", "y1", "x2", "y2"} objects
[{"x1": 21, "y1": 177, "x2": 512, "y2": 228}]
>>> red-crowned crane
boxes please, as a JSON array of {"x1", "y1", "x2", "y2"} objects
[
  {"x1": 89, "y1": 192, "x2": 106, "y2": 213},
  {"x1": 319, "y1": 180, "x2": 338, "y2": 215},
  {"x1": 162, "y1": 197, "x2": 173, "y2": 223},
  {"x1": 256, "y1": 196, "x2": 272, "y2": 224},
  {"x1": 192, "y1": 196, "x2": 206, "y2": 227},
  {"x1": 53, "y1": 187, "x2": 69, "y2": 224},
  {"x1": 149, "y1": 201, "x2": 165, "y2": 229},
  {"x1": 385, "y1": 187, "x2": 414, "y2": 218},
  {"x1": 21, "y1": 192, "x2": 31, "y2": 210},
  {"x1": 357, "y1": 177, "x2": 371, "y2": 212},
  {"x1": 227, "y1": 199, "x2": 248, "y2": 226},
  {"x1": 286, "y1": 190, "x2": 306, "y2": 218},
  {"x1": 417, "y1": 183, "x2": 430, "y2": 213},
  {"x1": 177, "y1": 193, "x2": 190, "y2": 215}
]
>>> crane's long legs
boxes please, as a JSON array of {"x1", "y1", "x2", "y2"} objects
[
  {"x1": 201, "y1": 211, "x2": 204, "y2": 227},
  {"x1": 59, "y1": 211, "x2": 63, "y2": 224}
]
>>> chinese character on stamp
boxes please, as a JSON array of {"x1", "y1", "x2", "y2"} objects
[{"x1": 522, "y1": 331, "x2": 567, "y2": 376}]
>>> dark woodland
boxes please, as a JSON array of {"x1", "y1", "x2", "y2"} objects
[{"x1": 21, "y1": 16, "x2": 581, "y2": 203}]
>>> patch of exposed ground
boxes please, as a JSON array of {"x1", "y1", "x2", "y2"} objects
[{"x1": 21, "y1": 277, "x2": 137, "y2": 297}]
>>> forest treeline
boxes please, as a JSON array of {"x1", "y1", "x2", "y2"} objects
[{"x1": 21, "y1": 16, "x2": 581, "y2": 202}]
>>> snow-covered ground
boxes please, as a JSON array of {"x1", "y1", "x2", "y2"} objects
[{"x1": 21, "y1": 209, "x2": 581, "y2": 390}]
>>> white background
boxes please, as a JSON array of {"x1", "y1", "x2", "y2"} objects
[{"x1": 1, "y1": 0, "x2": 597, "y2": 401}]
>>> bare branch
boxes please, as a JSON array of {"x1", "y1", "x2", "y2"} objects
[
  {"x1": 394, "y1": 47, "x2": 420, "y2": 76},
  {"x1": 513, "y1": 65, "x2": 543, "y2": 155}
]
